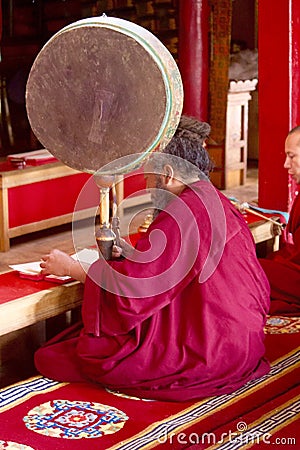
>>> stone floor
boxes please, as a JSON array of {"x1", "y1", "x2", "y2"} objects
[{"x1": 222, "y1": 166, "x2": 258, "y2": 204}]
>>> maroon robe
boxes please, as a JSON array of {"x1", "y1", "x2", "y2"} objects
[
  {"x1": 35, "y1": 181, "x2": 270, "y2": 401},
  {"x1": 260, "y1": 190, "x2": 300, "y2": 315}
]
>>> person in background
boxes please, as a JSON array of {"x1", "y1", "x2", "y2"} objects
[
  {"x1": 260, "y1": 126, "x2": 300, "y2": 315},
  {"x1": 37, "y1": 115, "x2": 270, "y2": 402}
]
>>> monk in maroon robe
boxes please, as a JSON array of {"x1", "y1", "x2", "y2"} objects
[
  {"x1": 37, "y1": 116, "x2": 270, "y2": 401},
  {"x1": 260, "y1": 126, "x2": 300, "y2": 315}
]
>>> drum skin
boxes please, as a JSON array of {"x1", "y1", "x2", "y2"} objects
[{"x1": 26, "y1": 16, "x2": 183, "y2": 174}]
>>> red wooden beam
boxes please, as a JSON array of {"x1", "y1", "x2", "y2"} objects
[{"x1": 178, "y1": 0, "x2": 210, "y2": 121}]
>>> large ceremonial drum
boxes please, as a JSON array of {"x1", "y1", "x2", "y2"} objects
[{"x1": 26, "y1": 15, "x2": 183, "y2": 175}]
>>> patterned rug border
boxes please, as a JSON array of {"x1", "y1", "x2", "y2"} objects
[
  {"x1": 0, "y1": 377, "x2": 66, "y2": 412},
  {"x1": 207, "y1": 393, "x2": 300, "y2": 450},
  {"x1": 106, "y1": 348, "x2": 300, "y2": 450}
]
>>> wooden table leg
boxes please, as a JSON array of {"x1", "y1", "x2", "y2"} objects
[{"x1": 0, "y1": 186, "x2": 10, "y2": 252}]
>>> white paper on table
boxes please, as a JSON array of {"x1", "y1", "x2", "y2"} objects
[
  {"x1": 9, "y1": 248, "x2": 99, "y2": 278},
  {"x1": 7, "y1": 149, "x2": 54, "y2": 161},
  {"x1": 9, "y1": 261, "x2": 43, "y2": 275},
  {"x1": 71, "y1": 248, "x2": 99, "y2": 265}
]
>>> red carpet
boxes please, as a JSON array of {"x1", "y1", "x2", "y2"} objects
[{"x1": 0, "y1": 319, "x2": 299, "y2": 449}]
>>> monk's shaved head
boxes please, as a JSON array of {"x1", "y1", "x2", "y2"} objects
[{"x1": 288, "y1": 126, "x2": 300, "y2": 147}]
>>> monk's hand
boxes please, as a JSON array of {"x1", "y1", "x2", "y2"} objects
[
  {"x1": 40, "y1": 249, "x2": 75, "y2": 277},
  {"x1": 112, "y1": 238, "x2": 135, "y2": 259},
  {"x1": 112, "y1": 244, "x2": 123, "y2": 258}
]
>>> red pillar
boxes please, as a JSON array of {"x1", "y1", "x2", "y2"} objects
[
  {"x1": 288, "y1": 0, "x2": 300, "y2": 207},
  {"x1": 258, "y1": 1, "x2": 300, "y2": 211},
  {"x1": 178, "y1": 0, "x2": 210, "y2": 121}
]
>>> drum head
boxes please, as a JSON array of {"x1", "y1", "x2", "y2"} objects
[{"x1": 26, "y1": 16, "x2": 183, "y2": 174}]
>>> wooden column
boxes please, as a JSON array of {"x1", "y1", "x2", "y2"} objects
[
  {"x1": 258, "y1": 1, "x2": 300, "y2": 211},
  {"x1": 178, "y1": 0, "x2": 210, "y2": 121},
  {"x1": 207, "y1": 0, "x2": 232, "y2": 144}
]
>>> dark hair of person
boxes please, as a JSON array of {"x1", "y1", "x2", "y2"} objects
[{"x1": 159, "y1": 115, "x2": 214, "y2": 179}]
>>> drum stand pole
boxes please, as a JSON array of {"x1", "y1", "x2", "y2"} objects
[
  {"x1": 95, "y1": 180, "x2": 116, "y2": 260},
  {"x1": 111, "y1": 182, "x2": 121, "y2": 247}
]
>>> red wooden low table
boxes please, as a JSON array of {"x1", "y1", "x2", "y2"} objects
[
  {"x1": 0, "y1": 160, "x2": 96, "y2": 252},
  {"x1": 0, "y1": 160, "x2": 149, "y2": 252},
  {"x1": 0, "y1": 271, "x2": 83, "y2": 337},
  {"x1": 0, "y1": 233, "x2": 140, "y2": 337},
  {"x1": 243, "y1": 210, "x2": 280, "y2": 251}
]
